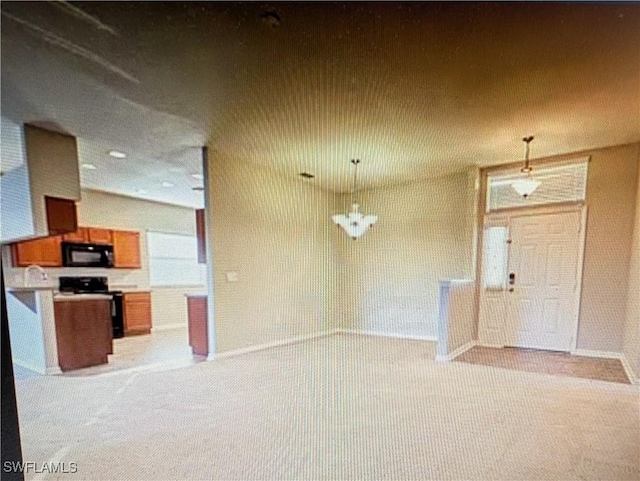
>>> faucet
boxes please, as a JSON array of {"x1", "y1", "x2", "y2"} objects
[{"x1": 24, "y1": 265, "x2": 48, "y2": 287}]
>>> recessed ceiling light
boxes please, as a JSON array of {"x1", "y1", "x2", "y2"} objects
[
  {"x1": 136, "y1": 189, "x2": 148, "y2": 195},
  {"x1": 81, "y1": 163, "x2": 97, "y2": 170},
  {"x1": 191, "y1": 173, "x2": 204, "y2": 180},
  {"x1": 162, "y1": 181, "x2": 175, "y2": 187},
  {"x1": 109, "y1": 150, "x2": 127, "y2": 159}
]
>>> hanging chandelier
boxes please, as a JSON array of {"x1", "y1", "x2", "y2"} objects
[
  {"x1": 332, "y1": 159, "x2": 377, "y2": 240},
  {"x1": 511, "y1": 136, "x2": 540, "y2": 198}
]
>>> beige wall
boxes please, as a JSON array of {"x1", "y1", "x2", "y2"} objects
[
  {"x1": 578, "y1": 143, "x2": 640, "y2": 352},
  {"x1": 207, "y1": 154, "x2": 341, "y2": 353},
  {"x1": 204, "y1": 143, "x2": 638, "y2": 356},
  {"x1": 3, "y1": 189, "x2": 204, "y2": 329},
  {"x1": 622, "y1": 159, "x2": 640, "y2": 381},
  {"x1": 337, "y1": 170, "x2": 477, "y2": 339}
]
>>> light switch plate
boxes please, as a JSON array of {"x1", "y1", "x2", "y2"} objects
[{"x1": 226, "y1": 271, "x2": 238, "y2": 282}]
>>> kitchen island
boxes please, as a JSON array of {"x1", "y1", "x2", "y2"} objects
[
  {"x1": 6, "y1": 287, "x2": 113, "y2": 373},
  {"x1": 53, "y1": 294, "x2": 113, "y2": 371}
]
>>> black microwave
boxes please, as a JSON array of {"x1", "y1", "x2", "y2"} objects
[{"x1": 61, "y1": 242, "x2": 114, "y2": 268}]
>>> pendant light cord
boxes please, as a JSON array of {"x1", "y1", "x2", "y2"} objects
[
  {"x1": 522, "y1": 136, "x2": 534, "y2": 173},
  {"x1": 351, "y1": 159, "x2": 360, "y2": 206}
]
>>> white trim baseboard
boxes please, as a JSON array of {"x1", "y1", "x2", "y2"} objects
[
  {"x1": 572, "y1": 349, "x2": 622, "y2": 359},
  {"x1": 12, "y1": 358, "x2": 47, "y2": 375},
  {"x1": 151, "y1": 323, "x2": 186, "y2": 332},
  {"x1": 619, "y1": 354, "x2": 639, "y2": 386},
  {"x1": 337, "y1": 329, "x2": 437, "y2": 342},
  {"x1": 45, "y1": 366, "x2": 62, "y2": 375},
  {"x1": 213, "y1": 330, "x2": 337, "y2": 360},
  {"x1": 476, "y1": 342, "x2": 505, "y2": 349},
  {"x1": 436, "y1": 340, "x2": 477, "y2": 362}
]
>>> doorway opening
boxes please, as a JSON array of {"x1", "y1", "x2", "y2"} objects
[{"x1": 477, "y1": 158, "x2": 590, "y2": 353}]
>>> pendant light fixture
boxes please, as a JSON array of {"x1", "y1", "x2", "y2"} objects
[
  {"x1": 511, "y1": 136, "x2": 540, "y2": 198},
  {"x1": 332, "y1": 159, "x2": 377, "y2": 240}
]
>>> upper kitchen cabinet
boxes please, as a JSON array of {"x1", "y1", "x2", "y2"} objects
[
  {"x1": 112, "y1": 230, "x2": 141, "y2": 268},
  {"x1": 62, "y1": 227, "x2": 90, "y2": 243},
  {"x1": 88, "y1": 228, "x2": 113, "y2": 245},
  {"x1": 46, "y1": 196, "x2": 78, "y2": 235},
  {"x1": 0, "y1": 118, "x2": 81, "y2": 243},
  {"x1": 11, "y1": 236, "x2": 62, "y2": 267},
  {"x1": 196, "y1": 208, "x2": 206, "y2": 264}
]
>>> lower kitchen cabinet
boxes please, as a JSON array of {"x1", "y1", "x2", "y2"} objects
[
  {"x1": 187, "y1": 295, "x2": 208, "y2": 356},
  {"x1": 123, "y1": 292, "x2": 152, "y2": 335}
]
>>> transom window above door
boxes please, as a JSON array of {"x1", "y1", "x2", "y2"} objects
[{"x1": 486, "y1": 159, "x2": 589, "y2": 212}]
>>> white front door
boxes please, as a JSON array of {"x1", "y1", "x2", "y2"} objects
[{"x1": 504, "y1": 210, "x2": 583, "y2": 351}]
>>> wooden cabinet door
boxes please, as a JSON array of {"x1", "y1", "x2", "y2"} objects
[
  {"x1": 123, "y1": 292, "x2": 152, "y2": 334},
  {"x1": 112, "y1": 230, "x2": 141, "y2": 268},
  {"x1": 45, "y1": 196, "x2": 77, "y2": 236},
  {"x1": 187, "y1": 296, "x2": 208, "y2": 356},
  {"x1": 11, "y1": 236, "x2": 62, "y2": 267},
  {"x1": 62, "y1": 227, "x2": 89, "y2": 243},
  {"x1": 88, "y1": 228, "x2": 113, "y2": 245}
]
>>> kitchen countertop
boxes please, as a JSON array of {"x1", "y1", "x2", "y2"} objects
[
  {"x1": 185, "y1": 293, "x2": 207, "y2": 298},
  {"x1": 8, "y1": 286, "x2": 57, "y2": 292},
  {"x1": 53, "y1": 293, "x2": 113, "y2": 302}
]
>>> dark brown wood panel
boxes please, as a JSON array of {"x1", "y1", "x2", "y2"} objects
[
  {"x1": 45, "y1": 196, "x2": 77, "y2": 235},
  {"x1": 54, "y1": 299, "x2": 113, "y2": 371},
  {"x1": 196, "y1": 208, "x2": 206, "y2": 264},
  {"x1": 123, "y1": 292, "x2": 152, "y2": 335},
  {"x1": 11, "y1": 236, "x2": 62, "y2": 267},
  {"x1": 187, "y1": 296, "x2": 208, "y2": 356}
]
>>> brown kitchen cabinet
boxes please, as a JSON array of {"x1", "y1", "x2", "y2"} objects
[
  {"x1": 123, "y1": 292, "x2": 152, "y2": 335},
  {"x1": 88, "y1": 228, "x2": 113, "y2": 245},
  {"x1": 45, "y1": 196, "x2": 78, "y2": 236},
  {"x1": 112, "y1": 230, "x2": 141, "y2": 268},
  {"x1": 11, "y1": 236, "x2": 62, "y2": 267},
  {"x1": 187, "y1": 295, "x2": 208, "y2": 356},
  {"x1": 62, "y1": 227, "x2": 89, "y2": 243},
  {"x1": 54, "y1": 298, "x2": 113, "y2": 371},
  {"x1": 195, "y1": 208, "x2": 206, "y2": 264},
  {"x1": 12, "y1": 224, "x2": 142, "y2": 269}
]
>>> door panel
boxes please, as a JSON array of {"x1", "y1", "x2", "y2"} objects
[{"x1": 505, "y1": 211, "x2": 582, "y2": 351}]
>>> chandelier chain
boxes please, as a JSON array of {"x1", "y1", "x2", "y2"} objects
[{"x1": 351, "y1": 158, "x2": 360, "y2": 205}]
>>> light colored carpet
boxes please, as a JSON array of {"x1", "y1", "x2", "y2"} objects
[{"x1": 14, "y1": 333, "x2": 639, "y2": 480}]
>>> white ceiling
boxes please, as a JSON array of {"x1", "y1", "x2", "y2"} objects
[{"x1": 1, "y1": 2, "x2": 639, "y2": 206}]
